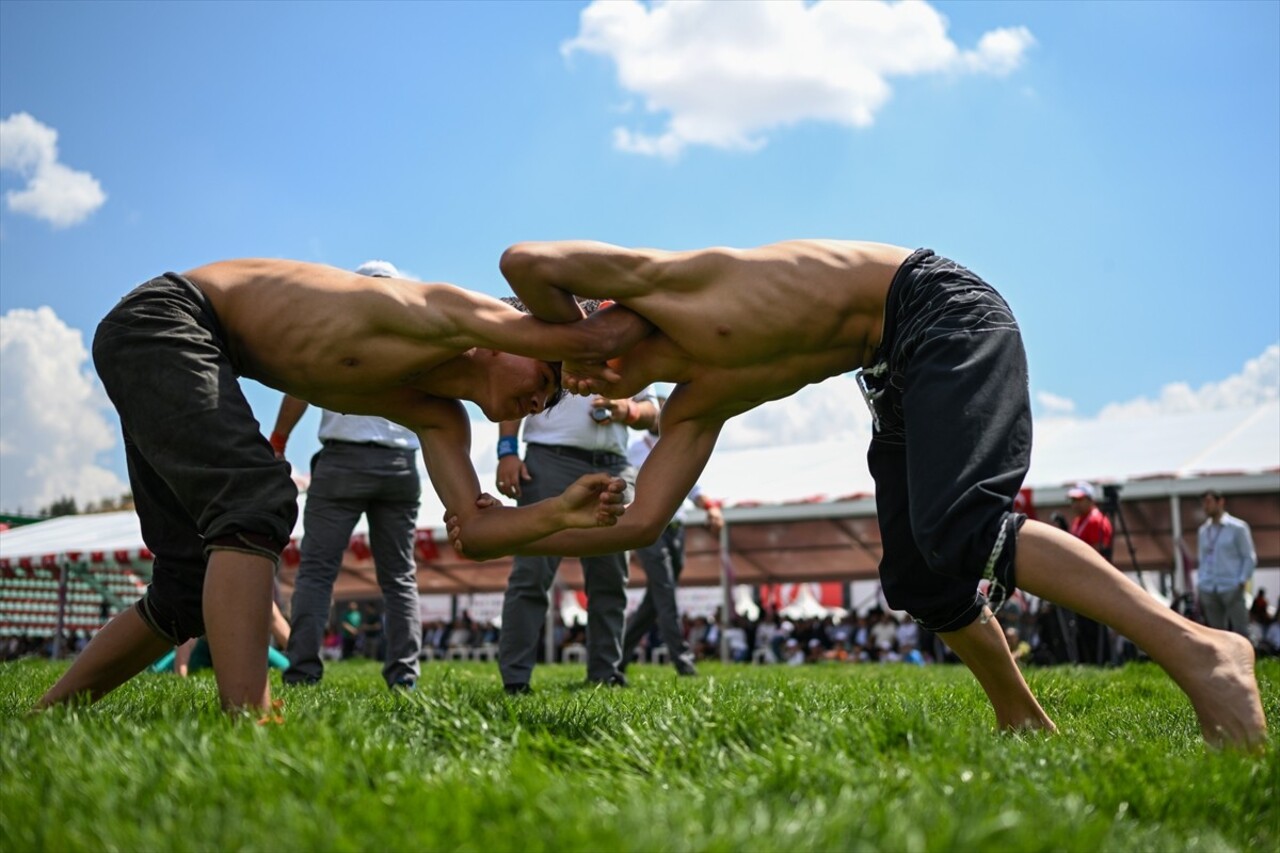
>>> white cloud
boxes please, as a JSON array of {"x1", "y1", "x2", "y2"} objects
[
  {"x1": 563, "y1": 0, "x2": 1034, "y2": 158},
  {"x1": 681, "y1": 344, "x2": 1279, "y2": 452},
  {"x1": 0, "y1": 112, "x2": 107, "y2": 228},
  {"x1": 714, "y1": 374, "x2": 872, "y2": 450},
  {"x1": 1097, "y1": 344, "x2": 1279, "y2": 421},
  {"x1": 0, "y1": 307, "x2": 126, "y2": 514},
  {"x1": 1036, "y1": 390, "x2": 1077, "y2": 416}
]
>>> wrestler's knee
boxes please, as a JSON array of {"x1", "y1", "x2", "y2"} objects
[
  {"x1": 201, "y1": 499, "x2": 298, "y2": 564},
  {"x1": 204, "y1": 530, "x2": 289, "y2": 564},
  {"x1": 914, "y1": 511, "x2": 1020, "y2": 581},
  {"x1": 881, "y1": 569, "x2": 987, "y2": 635},
  {"x1": 906, "y1": 595, "x2": 987, "y2": 634},
  {"x1": 135, "y1": 588, "x2": 203, "y2": 645}
]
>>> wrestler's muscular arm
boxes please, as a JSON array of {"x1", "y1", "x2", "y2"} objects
[
  {"x1": 499, "y1": 241, "x2": 666, "y2": 389},
  {"x1": 452, "y1": 390, "x2": 724, "y2": 560},
  {"x1": 425, "y1": 277, "x2": 653, "y2": 370},
  {"x1": 406, "y1": 396, "x2": 626, "y2": 554},
  {"x1": 499, "y1": 241, "x2": 663, "y2": 316}
]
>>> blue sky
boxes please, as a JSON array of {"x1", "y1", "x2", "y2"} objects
[{"x1": 1, "y1": 0, "x2": 1277, "y2": 513}]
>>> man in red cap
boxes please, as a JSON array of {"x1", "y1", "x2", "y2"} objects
[
  {"x1": 1067, "y1": 482, "x2": 1113, "y2": 558},
  {"x1": 1065, "y1": 481, "x2": 1114, "y2": 664}
]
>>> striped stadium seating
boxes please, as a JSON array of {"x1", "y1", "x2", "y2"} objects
[{"x1": 0, "y1": 563, "x2": 147, "y2": 639}]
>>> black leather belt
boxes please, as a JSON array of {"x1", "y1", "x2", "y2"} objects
[
  {"x1": 322, "y1": 439, "x2": 408, "y2": 451},
  {"x1": 527, "y1": 442, "x2": 626, "y2": 467}
]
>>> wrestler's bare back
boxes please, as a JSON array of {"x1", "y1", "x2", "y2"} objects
[
  {"x1": 185, "y1": 259, "x2": 481, "y2": 414},
  {"x1": 632, "y1": 240, "x2": 907, "y2": 366},
  {"x1": 522, "y1": 240, "x2": 912, "y2": 420}
]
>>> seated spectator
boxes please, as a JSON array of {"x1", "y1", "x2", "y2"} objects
[
  {"x1": 446, "y1": 617, "x2": 472, "y2": 650},
  {"x1": 322, "y1": 629, "x2": 342, "y2": 662},
  {"x1": 870, "y1": 613, "x2": 899, "y2": 661},
  {"x1": 702, "y1": 615, "x2": 722, "y2": 659},
  {"x1": 826, "y1": 619, "x2": 852, "y2": 658},
  {"x1": 782, "y1": 638, "x2": 805, "y2": 666},
  {"x1": 1005, "y1": 626, "x2": 1031, "y2": 663},
  {"x1": 1247, "y1": 609, "x2": 1266, "y2": 651},
  {"x1": 755, "y1": 615, "x2": 780, "y2": 663},
  {"x1": 1249, "y1": 587, "x2": 1270, "y2": 623},
  {"x1": 1262, "y1": 617, "x2": 1280, "y2": 657},
  {"x1": 852, "y1": 615, "x2": 870, "y2": 651},
  {"x1": 896, "y1": 617, "x2": 920, "y2": 655},
  {"x1": 725, "y1": 617, "x2": 750, "y2": 662}
]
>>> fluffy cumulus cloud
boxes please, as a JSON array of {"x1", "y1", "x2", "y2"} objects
[
  {"x1": 1097, "y1": 344, "x2": 1279, "y2": 421},
  {"x1": 1030, "y1": 344, "x2": 1280, "y2": 424},
  {"x1": 1036, "y1": 390, "x2": 1076, "y2": 416},
  {"x1": 714, "y1": 374, "x2": 872, "y2": 450},
  {"x1": 0, "y1": 112, "x2": 107, "y2": 227},
  {"x1": 563, "y1": 0, "x2": 1034, "y2": 157},
  {"x1": 709, "y1": 344, "x2": 1278, "y2": 451},
  {"x1": 0, "y1": 307, "x2": 126, "y2": 513}
]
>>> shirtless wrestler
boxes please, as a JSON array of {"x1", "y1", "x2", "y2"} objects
[
  {"x1": 450, "y1": 239, "x2": 1266, "y2": 750},
  {"x1": 35, "y1": 259, "x2": 646, "y2": 716}
]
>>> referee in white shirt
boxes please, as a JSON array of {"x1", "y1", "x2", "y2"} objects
[{"x1": 495, "y1": 387, "x2": 657, "y2": 692}]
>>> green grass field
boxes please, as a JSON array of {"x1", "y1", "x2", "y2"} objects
[{"x1": 2, "y1": 657, "x2": 1276, "y2": 852}]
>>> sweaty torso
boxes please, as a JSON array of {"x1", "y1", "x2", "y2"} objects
[
  {"x1": 184, "y1": 259, "x2": 463, "y2": 416},
  {"x1": 620, "y1": 240, "x2": 911, "y2": 421}
]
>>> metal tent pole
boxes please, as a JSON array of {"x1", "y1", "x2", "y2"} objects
[{"x1": 718, "y1": 521, "x2": 732, "y2": 664}]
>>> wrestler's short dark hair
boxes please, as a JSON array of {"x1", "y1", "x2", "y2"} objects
[
  {"x1": 500, "y1": 296, "x2": 570, "y2": 413},
  {"x1": 544, "y1": 363, "x2": 565, "y2": 412},
  {"x1": 1201, "y1": 488, "x2": 1225, "y2": 500},
  {"x1": 499, "y1": 295, "x2": 604, "y2": 315}
]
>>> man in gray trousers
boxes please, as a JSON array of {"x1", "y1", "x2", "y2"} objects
[
  {"x1": 1197, "y1": 488, "x2": 1258, "y2": 638},
  {"x1": 620, "y1": 409, "x2": 723, "y2": 677},
  {"x1": 273, "y1": 260, "x2": 423, "y2": 690},
  {"x1": 494, "y1": 390, "x2": 657, "y2": 693}
]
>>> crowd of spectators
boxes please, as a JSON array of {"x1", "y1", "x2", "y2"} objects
[
  {"x1": 626, "y1": 608, "x2": 948, "y2": 666},
  {"x1": 6, "y1": 588, "x2": 1280, "y2": 667}
]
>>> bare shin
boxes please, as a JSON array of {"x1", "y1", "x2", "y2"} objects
[
  {"x1": 940, "y1": 609, "x2": 1056, "y2": 733},
  {"x1": 34, "y1": 606, "x2": 172, "y2": 709},
  {"x1": 203, "y1": 549, "x2": 276, "y2": 713},
  {"x1": 1014, "y1": 519, "x2": 1265, "y2": 748}
]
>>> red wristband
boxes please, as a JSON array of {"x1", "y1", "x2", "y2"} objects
[
  {"x1": 703, "y1": 499, "x2": 722, "y2": 510},
  {"x1": 269, "y1": 431, "x2": 288, "y2": 456}
]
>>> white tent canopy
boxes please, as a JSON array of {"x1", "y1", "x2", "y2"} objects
[{"x1": 778, "y1": 584, "x2": 847, "y2": 621}]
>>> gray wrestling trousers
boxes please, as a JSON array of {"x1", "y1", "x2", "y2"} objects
[
  {"x1": 285, "y1": 441, "x2": 422, "y2": 687},
  {"x1": 498, "y1": 444, "x2": 636, "y2": 686},
  {"x1": 622, "y1": 523, "x2": 696, "y2": 670}
]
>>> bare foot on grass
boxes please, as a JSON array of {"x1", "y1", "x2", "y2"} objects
[
  {"x1": 998, "y1": 712, "x2": 1058, "y2": 736},
  {"x1": 1177, "y1": 627, "x2": 1267, "y2": 750}
]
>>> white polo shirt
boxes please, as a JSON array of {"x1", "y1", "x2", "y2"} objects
[
  {"x1": 521, "y1": 389, "x2": 653, "y2": 455},
  {"x1": 318, "y1": 412, "x2": 419, "y2": 450}
]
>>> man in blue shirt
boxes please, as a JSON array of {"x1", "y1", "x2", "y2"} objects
[{"x1": 1197, "y1": 489, "x2": 1257, "y2": 638}]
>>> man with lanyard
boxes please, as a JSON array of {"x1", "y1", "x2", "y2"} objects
[
  {"x1": 272, "y1": 260, "x2": 423, "y2": 690},
  {"x1": 1197, "y1": 489, "x2": 1257, "y2": 637},
  {"x1": 620, "y1": 399, "x2": 723, "y2": 677},
  {"x1": 1066, "y1": 481, "x2": 1113, "y2": 664}
]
